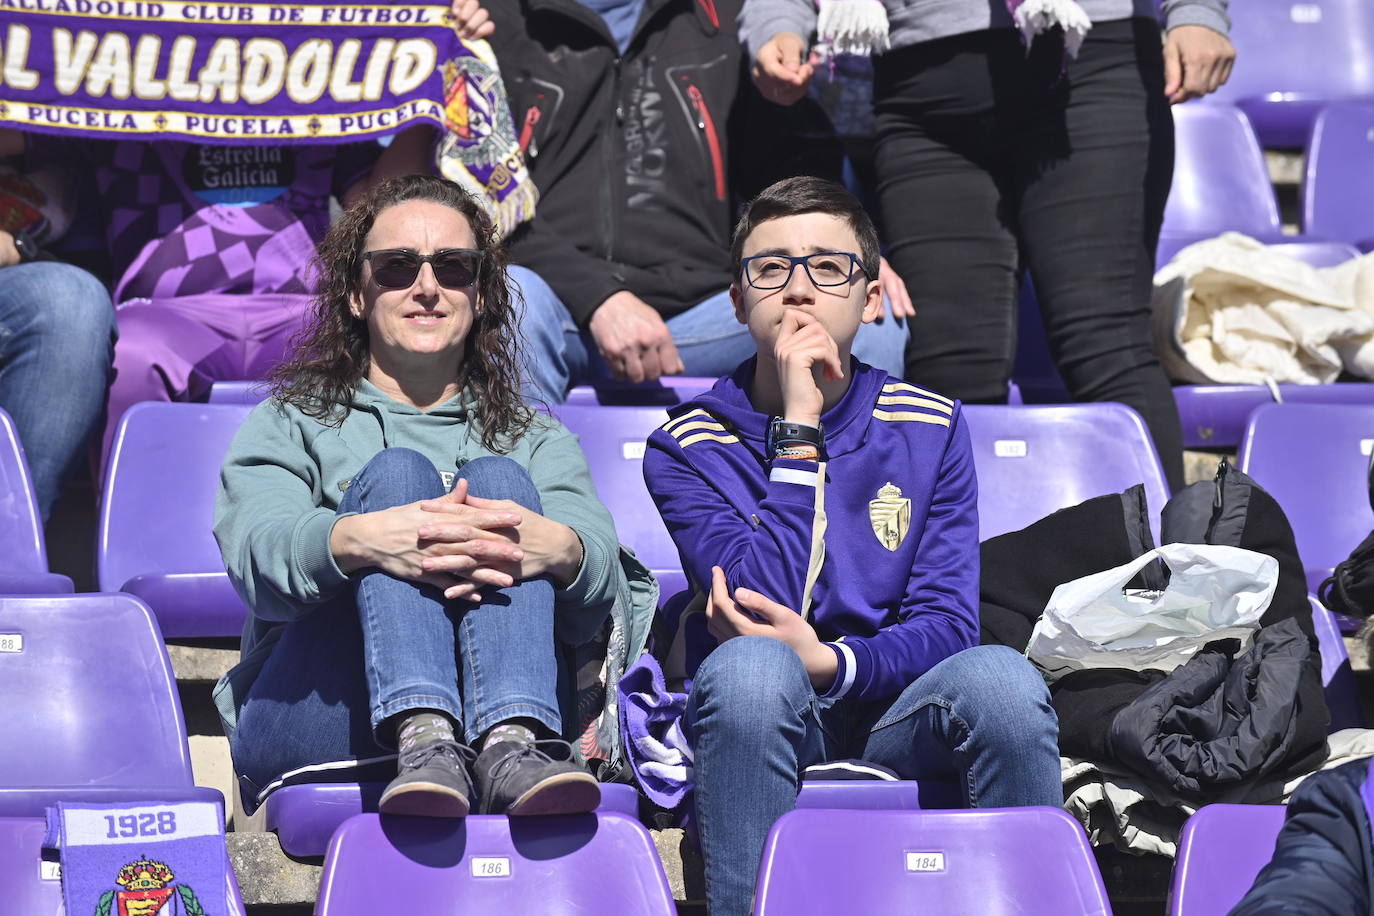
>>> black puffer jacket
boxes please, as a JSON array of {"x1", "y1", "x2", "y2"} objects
[{"x1": 488, "y1": 0, "x2": 745, "y2": 323}]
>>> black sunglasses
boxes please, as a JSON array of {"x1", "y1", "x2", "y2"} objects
[{"x1": 361, "y1": 248, "x2": 484, "y2": 290}]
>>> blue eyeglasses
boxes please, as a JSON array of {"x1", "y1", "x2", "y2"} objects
[{"x1": 740, "y1": 251, "x2": 868, "y2": 290}]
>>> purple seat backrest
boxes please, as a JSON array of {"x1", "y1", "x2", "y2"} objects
[
  {"x1": 1239, "y1": 403, "x2": 1374, "y2": 592},
  {"x1": 207, "y1": 380, "x2": 270, "y2": 405},
  {"x1": 259, "y1": 781, "x2": 641, "y2": 858},
  {"x1": 962, "y1": 404, "x2": 1170, "y2": 543},
  {"x1": 1205, "y1": 0, "x2": 1374, "y2": 148},
  {"x1": 315, "y1": 813, "x2": 675, "y2": 915},
  {"x1": 98, "y1": 403, "x2": 254, "y2": 637},
  {"x1": 754, "y1": 807, "x2": 1110, "y2": 915},
  {"x1": 0, "y1": 407, "x2": 49, "y2": 577},
  {"x1": 1304, "y1": 104, "x2": 1374, "y2": 249},
  {"x1": 1174, "y1": 381, "x2": 1374, "y2": 449},
  {"x1": 551, "y1": 404, "x2": 686, "y2": 594},
  {"x1": 0, "y1": 595, "x2": 194, "y2": 811},
  {"x1": 0, "y1": 817, "x2": 247, "y2": 916},
  {"x1": 1164, "y1": 105, "x2": 1281, "y2": 238},
  {"x1": 1311, "y1": 596, "x2": 1364, "y2": 730},
  {"x1": 563, "y1": 376, "x2": 716, "y2": 407},
  {"x1": 1167, "y1": 803, "x2": 1287, "y2": 916}
]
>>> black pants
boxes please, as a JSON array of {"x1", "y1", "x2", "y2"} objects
[{"x1": 874, "y1": 18, "x2": 1184, "y2": 490}]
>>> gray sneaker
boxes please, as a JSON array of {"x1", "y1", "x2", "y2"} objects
[
  {"x1": 378, "y1": 740, "x2": 476, "y2": 817},
  {"x1": 473, "y1": 740, "x2": 601, "y2": 816}
]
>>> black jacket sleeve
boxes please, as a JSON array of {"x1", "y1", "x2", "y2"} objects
[{"x1": 1230, "y1": 760, "x2": 1374, "y2": 915}]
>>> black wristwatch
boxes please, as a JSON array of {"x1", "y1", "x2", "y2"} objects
[
  {"x1": 11, "y1": 229, "x2": 40, "y2": 264},
  {"x1": 768, "y1": 417, "x2": 825, "y2": 457}
]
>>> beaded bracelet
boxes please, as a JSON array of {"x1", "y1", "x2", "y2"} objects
[{"x1": 773, "y1": 446, "x2": 820, "y2": 461}]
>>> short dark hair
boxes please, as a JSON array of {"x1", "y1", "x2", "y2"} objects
[{"x1": 729, "y1": 176, "x2": 881, "y2": 283}]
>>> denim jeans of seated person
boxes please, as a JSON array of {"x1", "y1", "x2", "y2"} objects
[
  {"x1": 685, "y1": 637, "x2": 1063, "y2": 916},
  {"x1": 229, "y1": 448, "x2": 562, "y2": 790}
]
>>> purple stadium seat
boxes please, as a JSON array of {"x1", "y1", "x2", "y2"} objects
[
  {"x1": 207, "y1": 380, "x2": 270, "y2": 404},
  {"x1": 1163, "y1": 105, "x2": 1281, "y2": 240},
  {"x1": 1238, "y1": 403, "x2": 1374, "y2": 596},
  {"x1": 754, "y1": 807, "x2": 1111, "y2": 915},
  {"x1": 0, "y1": 594, "x2": 222, "y2": 816},
  {"x1": 962, "y1": 403, "x2": 1171, "y2": 542},
  {"x1": 795, "y1": 780, "x2": 962, "y2": 812},
  {"x1": 1156, "y1": 236, "x2": 1360, "y2": 271},
  {"x1": 1167, "y1": 803, "x2": 1287, "y2": 916},
  {"x1": 551, "y1": 403, "x2": 689, "y2": 601},
  {"x1": 1173, "y1": 382, "x2": 1374, "y2": 449},
  {"x1": 0, "y1": 408, "x2": 72, "y2": 595},
  {"x1": 563, "y1": 376, "x2": 716, "y2": 407},
  {"x1": 315, "y1": 812, "x2": 675, "y2": 915},
  {"x1": 1303, "y1": 103, "x2": 1374, "y2": 250},
  {"x1": 1204, "y1": 0, "x2": 1374, "y2": 149},
  {"x1": 0, "y1": 816, "x2": 247, "y2": 916},
  {"x1": 1311, "y1": 596, "x2": 1364, "y2": 730},
  {"x1": 244, "y1": 780, "x2": 641, "y2": 858},
  {"x1": 98, "y1": 403, "x2": 254, "y2": 638}
]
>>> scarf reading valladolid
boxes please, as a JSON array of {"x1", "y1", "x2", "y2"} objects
[
  {"x1": 815, "y1": 0, "x2": 1093, "y2": 58},
  {"x1": 0, "y1": 1, "x2": 535, "y2": 235}
]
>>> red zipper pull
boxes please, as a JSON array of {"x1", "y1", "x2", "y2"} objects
[{"x1": 518, "y1": 107, "x2": 542, "y2": 156}]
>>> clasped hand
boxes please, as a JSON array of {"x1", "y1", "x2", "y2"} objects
[{"x1": 706, "y1": 566, "x2": 837, "y2": 691}]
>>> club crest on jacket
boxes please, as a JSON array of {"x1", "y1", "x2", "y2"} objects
[{"x1": 869, "y1": 482, "x2": 910, "y2": 551}]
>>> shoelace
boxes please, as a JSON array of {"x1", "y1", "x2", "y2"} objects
[
  {"x1": 399, "y1": 739, "x2": 476, "y2": 773},
  {"x1": 486, "y1": 739, "x2": 575, "y2": 788}
]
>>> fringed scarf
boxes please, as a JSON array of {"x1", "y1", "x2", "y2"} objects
[
  {"x1": 435, "y1": 38, "x2": 539, "y2": 239},
  {"x1": 815, "y1": 0, "x2": 1093, "y2": 59}
]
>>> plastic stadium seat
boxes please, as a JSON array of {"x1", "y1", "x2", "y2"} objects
[
  {"x1": 241, "y1": 780, "x2": 641, "y2": 858},
  {"x1": 1205, "y1": 0, "x2": 1374, "y2": 149},
  {"x1": 552, "y1": 403, "x2": 688, "y2": 601},
  {"x1": 0, "y1": 594, "x2": 222, "y2": 816},
  {"x1": 1155, "y1": 237, "x2": 1360, "y2": 271},
  {"x1": 1167, "y1": 803, "x2": 1287, "y2": 916},
  {"x1": 98, "y1": 403, "x2": 253, "y2": 638},
  {"x1": 754, "y1": 807, "x2": 1111, "y2": 915},
  {"x1": 1311, "y1": 596, "x2": 1364, "y2": 730},
  {"x1": 315, "y1": 813, "x2": 675, "y2": 915},
  {"x1": 1238, "y1": 403, "x2": 1374, "y2": 596},
  {"x1": 795, "y1": 780, "x2": 962, "y2": 812},
  {"x1": 0, "y1": 816, "x2": 247, "y2": 916},
  {"x1": 207, "y1": 380, "x2": 269, "y2": 404},
  {"x1": 1162, "y1": 105, "x2": 1281, "y2": 240},
  {"x1": 1173, "y1": 382, "x2": 1374, "y2": 449},
  {"x1": 0, "y1": 408, "x2": 72, "y2": 594},
  {"x1": 962, "y1": 403, "x2": 1171, "y2": 542},
  {"x1": 1303, "y1": 103, "x2": 1374, "y2": 250},
  {"x1": 563, "y1": 376, "x2": 716, "y2": 407}
]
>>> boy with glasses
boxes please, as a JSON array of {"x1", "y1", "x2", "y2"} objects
[{"x1": 643, "y1": 176, "x2": 1061, "y2": 916}]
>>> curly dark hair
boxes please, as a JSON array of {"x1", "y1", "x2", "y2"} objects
[{"x1": 270, "y1": 174, "x2": 532, "y2": 452}]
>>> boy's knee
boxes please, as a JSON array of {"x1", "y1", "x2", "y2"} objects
[
  {"x1": 946, "y1": 646, "x2": 1055, "y2": 739},
  {"x1": 459, "y1": 455, "x2": 541, "y2": 512},
  {"x1": 692, "y1": 636, "x2": 811, "y2": 716}
]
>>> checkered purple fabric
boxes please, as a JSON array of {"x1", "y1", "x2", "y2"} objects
[{"x1": 97, "y1": 142, "x2": 375, "y2": 302}]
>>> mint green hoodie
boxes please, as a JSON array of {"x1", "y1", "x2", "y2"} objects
[{"x1": 212, "y1": 379, "x2": 656, "y2": 759}]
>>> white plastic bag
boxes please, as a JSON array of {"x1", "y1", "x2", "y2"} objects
[{"x1": 1026, "y1": 543, "x2": 1277, "y2": 681}]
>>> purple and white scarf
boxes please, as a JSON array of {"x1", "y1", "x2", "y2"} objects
[{"x1": 815, "y1": 0, "x2": 1094, "y2": 59}]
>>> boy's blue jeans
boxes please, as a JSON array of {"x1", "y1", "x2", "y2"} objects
[
  {"x1": 230, "y1": 449, "x2": 562, "y2": 790},
  {"x1": 510, "y1": 266, "x2": 909, "y2": 403},
  {"x1": 686, "y1": 637, "x2": 1062, "y2": 916}
]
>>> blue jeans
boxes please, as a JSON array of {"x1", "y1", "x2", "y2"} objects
[
  {"x1": 686, "y1": 638, "x2": 1062, "y2": 916},
  {"x1": 510, "y1": 266, "x2": 909, "y2": 402},
  {"x1": 0, "y1": 262, "x2": 115, "y2": 521},
  {"x1": 229, "y1": 449, "x2": 562, "y2": 791}
]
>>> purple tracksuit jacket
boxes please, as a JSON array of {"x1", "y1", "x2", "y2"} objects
[{"x1": 643, "y1": 357, "x2": 980, "y2": 703}]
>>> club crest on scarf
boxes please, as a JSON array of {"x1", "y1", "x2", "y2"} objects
[
  {"x1": 95, "y1": 858, "x2": 205, "y2": 916},
  {"x1": 869, "y1": 482, "x2": 911, "y2": 551},
  {"x1": 436, "y1": 40, "x2": 539, "y2": 239}
]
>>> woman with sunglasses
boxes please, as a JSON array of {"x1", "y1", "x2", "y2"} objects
[{"x1": 213, "y1": 174, "x2": 647, "y2": 819}]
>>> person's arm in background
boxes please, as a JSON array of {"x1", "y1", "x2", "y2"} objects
[
  {"x1": 1160, "y1": 0, "x2": 1235, "y2": 104},
  {"x1": 740, "y1": 0, "x2": 819, "y2": 106}
]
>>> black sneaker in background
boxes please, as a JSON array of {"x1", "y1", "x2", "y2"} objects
[
  {"x1": 378, "y1": 739, "x2": 476, "y2": 817},
  {"x1": 474, "y1": 740, "x2": 601, "y2": 816}
]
